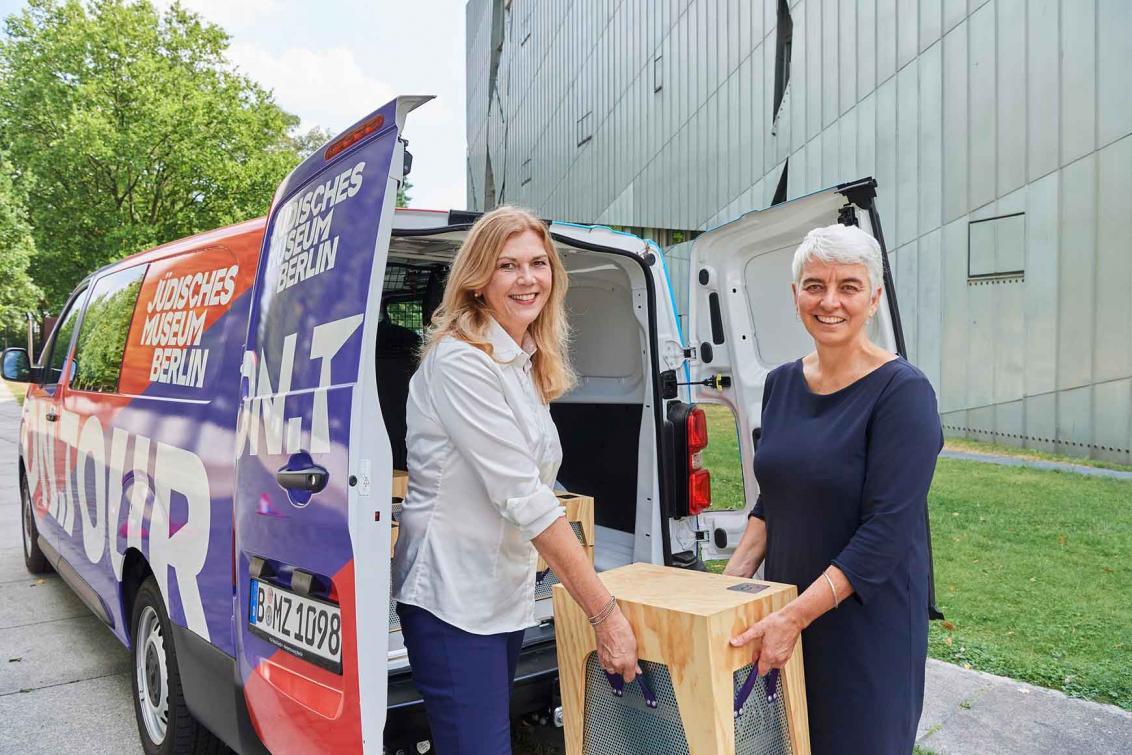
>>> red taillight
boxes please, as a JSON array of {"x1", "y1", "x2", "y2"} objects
[
  {"x1": 689, "y1": 469, "x2": 712, "y2": 515},
  {"x1": 687, "y1": 407, "x2": 711, "y2": 514},
  {"x1": 324, "y1": 113, "x2": 385, "y2": 160},
  {"x1": 687, "y1": 407, "x2": 708, "y2": 454}
]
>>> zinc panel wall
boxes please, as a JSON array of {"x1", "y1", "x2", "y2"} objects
[{"x1": 467, "y1": 0, "x2": 1132, "y2": 460}]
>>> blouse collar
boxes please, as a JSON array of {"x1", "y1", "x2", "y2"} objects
[{"x1": 486, "y1": 316, "x2": 537, "y2": 366}]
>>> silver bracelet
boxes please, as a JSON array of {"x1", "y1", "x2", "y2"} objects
[
  {"x1": 588, "y1": 595, "x2": 618, "y2": 626},
  {"x1": 823, "y1": 570, "x2": 839, "y2": 609}
]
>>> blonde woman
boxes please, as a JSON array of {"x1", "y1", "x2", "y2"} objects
[{"x1": 392, "y1": 206, "x2": 639, "y2": 753}]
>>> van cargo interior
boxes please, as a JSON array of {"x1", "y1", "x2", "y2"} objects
[{"x1": 377, "y1": 233, "x2": 657, "y2": 574}]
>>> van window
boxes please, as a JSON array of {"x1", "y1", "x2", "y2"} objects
[
  {"x1": 118, "y1": 246, "x2": 244, "y2": 399},
  {"x1": 42, "y1": 289, "x2": 87, "y2": 385},
  {"x1": 70, "y1": 265, "x2": 147, "y2": 393},
  {"x1": 701, "y1": 403, "x2": 746, "y2": 511}
]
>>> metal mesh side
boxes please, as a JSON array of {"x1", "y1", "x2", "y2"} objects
[
  {"x1": 534, "y1": 567, "x2": 560, "y2": 600},
  {"x1": 533, "y1": 521, "x2": 586, "y2": 601},
  {"x1": 388, "y1": 595, "x2": 401, "y2": 631},
  {"x1": 732, "y1": 666, "x2": 793, "y2": 755},
  {"x1": 582, "y1": 654, "x2": 690, "y2": 755},
  {"x1": 578, "y1": 655, "x2": 795, "y2": 754}
]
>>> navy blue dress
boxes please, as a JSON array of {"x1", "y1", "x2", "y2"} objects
[{"x1": 751, "y1": 358, "x2": 942, "y2": 755}]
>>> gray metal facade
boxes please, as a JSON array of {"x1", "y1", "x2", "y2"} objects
[{"x1": 466, "y1": 0, "x2": 1132, "y2": 464}]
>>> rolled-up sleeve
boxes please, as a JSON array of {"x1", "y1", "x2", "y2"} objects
[
  {"x1": 430, "y1": 346, "x2": 563, "y2": 540},
  {"x1": 832, "y1": 375, "x2": 942, "y2": 604}
]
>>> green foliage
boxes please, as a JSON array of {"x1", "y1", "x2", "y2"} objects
[
  {"x1": 397, "y1": 178, "x2": 413, "y2": 208},
  {"x1": 0, "y1": 0, "x2": 304, "y2": 309},
  {"x1": 0, "y1": 151, "x2": 43, "y2": 333},
  {"x1": 289, "y1": 126, "x2": 333, "y2": 160},
  {"x1": 70, "y1": 270, "x2": 142, "y2": 392}
]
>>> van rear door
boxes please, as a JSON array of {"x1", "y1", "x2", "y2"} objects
[
  {"x1": 685, "y1": 180, "x2": 903, "y2": 562},
  {"x1": 234, "y1": 96, "x2": 430, "y2": 754}
]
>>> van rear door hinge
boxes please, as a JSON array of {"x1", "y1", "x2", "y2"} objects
[{"x1": 683, "y1": 346, "x2": 697, "y2": 360}]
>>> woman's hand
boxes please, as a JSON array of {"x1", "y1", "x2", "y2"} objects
[
  {"x1": 730, "y1": 607, "x2": 805, "y2": 676},
  {"x1": 594, "y1": 608, "x2": 641, "y2": 683}
]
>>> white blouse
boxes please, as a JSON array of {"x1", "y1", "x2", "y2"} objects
[{"x1": 391, "y1": 317, "x2": 565, "y2": 634}]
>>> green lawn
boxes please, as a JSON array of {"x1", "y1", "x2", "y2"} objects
[
  {"x1": 699, "y1": 406, "x2": 1132, "y2": 709},
  {"x1": 928, "y1": 459, "x2": 1131, "y2": 709},
  {"x1": 944, "y1": 435, "x2": 1132, "y2": 474}
]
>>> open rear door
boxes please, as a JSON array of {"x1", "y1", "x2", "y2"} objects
[
  {"x1": 687, "y1": 180, "x2": 903, "y2": 562},
  {"x1": 234, "y1": 96, "x2": 431, "y2": 754}
]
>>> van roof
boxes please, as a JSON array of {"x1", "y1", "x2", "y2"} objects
[{"x1": 87, "y1": 217, "x2": 269, "y2": 285}]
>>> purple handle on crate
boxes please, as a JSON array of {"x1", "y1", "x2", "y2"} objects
[
  {"x1": 734, "y1": 668, "x2": 781, "y2": 717},
  {"x1": 604, "y1": 670, "x2": 658, "y2": 709}
]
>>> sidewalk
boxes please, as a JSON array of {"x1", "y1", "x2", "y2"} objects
[
  {"x1": 917, "y1": 659, "x2": 1131, "y2": 754},
  {"x1": 940, "y1": 449, "x2": 1132, "y2": 481}
]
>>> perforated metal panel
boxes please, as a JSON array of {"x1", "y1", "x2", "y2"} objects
[
  {"x1": 732, "y1": 666, "x2": 794, "y2": 755},
  {"x1": 535, "y1": 567, "x2": 561, "y2": 600},
  {"x1": 581, "y1": 653, "x2": 793, "y2": 755},
  {"x1": 388, "y1": 595, "x2": 400, "y2": 631},
  {"x1": 534, "y1": 521, "x2": 586, "y2": 601}
]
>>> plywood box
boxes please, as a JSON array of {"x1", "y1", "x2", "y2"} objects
[
  {"x1": 392, "y1": 469, "x2": 408, "y2": 500},
  {"x1": 552, "y1": 563, "x2": 810, "y2": 755},
  {"x1": 537, "y1": 492, "x2": 595, "y2": 574}
]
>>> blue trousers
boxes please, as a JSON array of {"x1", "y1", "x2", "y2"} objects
[{"x1": 397, "y1": 603, "x2": 525, "y2": 755}]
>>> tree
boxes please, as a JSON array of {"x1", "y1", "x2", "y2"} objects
[
  {"x1": 0, "y1": 0, "x2": 305, "y2": 309},
  {"x1": 289, "y1": 126, "x2": 333, "y2": 160},
  {"x1": 0, "y1": 152, "x2": 43, "y2": 335},
  {"x1": 397, "y1": 179, "x2": 413, "y2": 208}
]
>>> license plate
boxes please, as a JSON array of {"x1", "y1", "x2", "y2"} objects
[{"x1": 248, "y1": 579, "x2": 342, "y2": 673}]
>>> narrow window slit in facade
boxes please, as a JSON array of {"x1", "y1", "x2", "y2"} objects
[{"x1": 772, "y1": 0, "x2": 793, "y2": 123}]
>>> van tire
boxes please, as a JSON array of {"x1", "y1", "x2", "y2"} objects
[
  {"x1": 130, "y1": 577, "x2": 229, "y2": 755},
  {"x1": 20, "y1": 471, "x2": 49, "y2": 574}
]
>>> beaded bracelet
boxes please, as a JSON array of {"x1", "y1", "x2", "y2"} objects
[{"x1": 588, "y1": 595, "x2": 618, "y2": 626}]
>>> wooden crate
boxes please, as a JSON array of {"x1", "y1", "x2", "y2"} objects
[
  {"x1": 552, "y1": 563, "x2": 810, "y2": 755},
  {"x1": 392, "y1": 469, "x2": 408, "y2": 500},
  {"x1": 537, "y1": 492, "x2": 595, "y2": 572}
]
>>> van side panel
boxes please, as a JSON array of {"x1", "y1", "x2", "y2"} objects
[{"x1": 23, "y1": 225, "x2": 264, "y2": 655}]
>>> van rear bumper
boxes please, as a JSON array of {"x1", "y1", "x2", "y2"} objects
[{"x1": 384, "y1": 638, "x2": 560, "y2": 745}]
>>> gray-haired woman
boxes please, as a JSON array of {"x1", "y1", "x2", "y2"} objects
[{"x1": 725, "y1": 224, "x2": 942, "y2": 754}]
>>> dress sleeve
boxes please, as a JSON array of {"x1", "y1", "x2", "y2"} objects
[
  {"x1": 430, "y1": 346, "x2": 564, "y2": 541},
  {"x1": 749, "y1": 368, "x2": 777, "y2": 520},
  {"x1": 831, "y1": 373, "x2": 942, "y2": 604}
]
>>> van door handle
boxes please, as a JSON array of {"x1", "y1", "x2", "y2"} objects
[
  {"x1": 45, "y1": 410, "x2": 58, "y2": 422},
  {"x1": 276, "y1": 465, "x2": 329, "y2": 493}
]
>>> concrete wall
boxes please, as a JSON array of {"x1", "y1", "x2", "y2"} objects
[{"x1": 467, "y1": 0, "x2": 1132, "y2": 463}]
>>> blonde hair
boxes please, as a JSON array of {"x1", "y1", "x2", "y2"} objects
[{"x1": 422, "y1": 206, "x2": 575, "y2": 402}]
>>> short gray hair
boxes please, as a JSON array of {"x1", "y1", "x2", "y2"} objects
[{"x1": 791, "y1": 224, "x2": 884, "y2": 292}]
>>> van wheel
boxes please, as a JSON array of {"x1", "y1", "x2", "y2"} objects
[
  {"x1": 131, "y1": 578, "x2": 228, "y2": 754},
  {"x1": 20, "y1": 472, "x2": 49, "y2": 574}
]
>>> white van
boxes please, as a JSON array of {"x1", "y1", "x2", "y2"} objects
[{"x1": 5, "y1": 96, "x2": 928, "y2": 753}]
